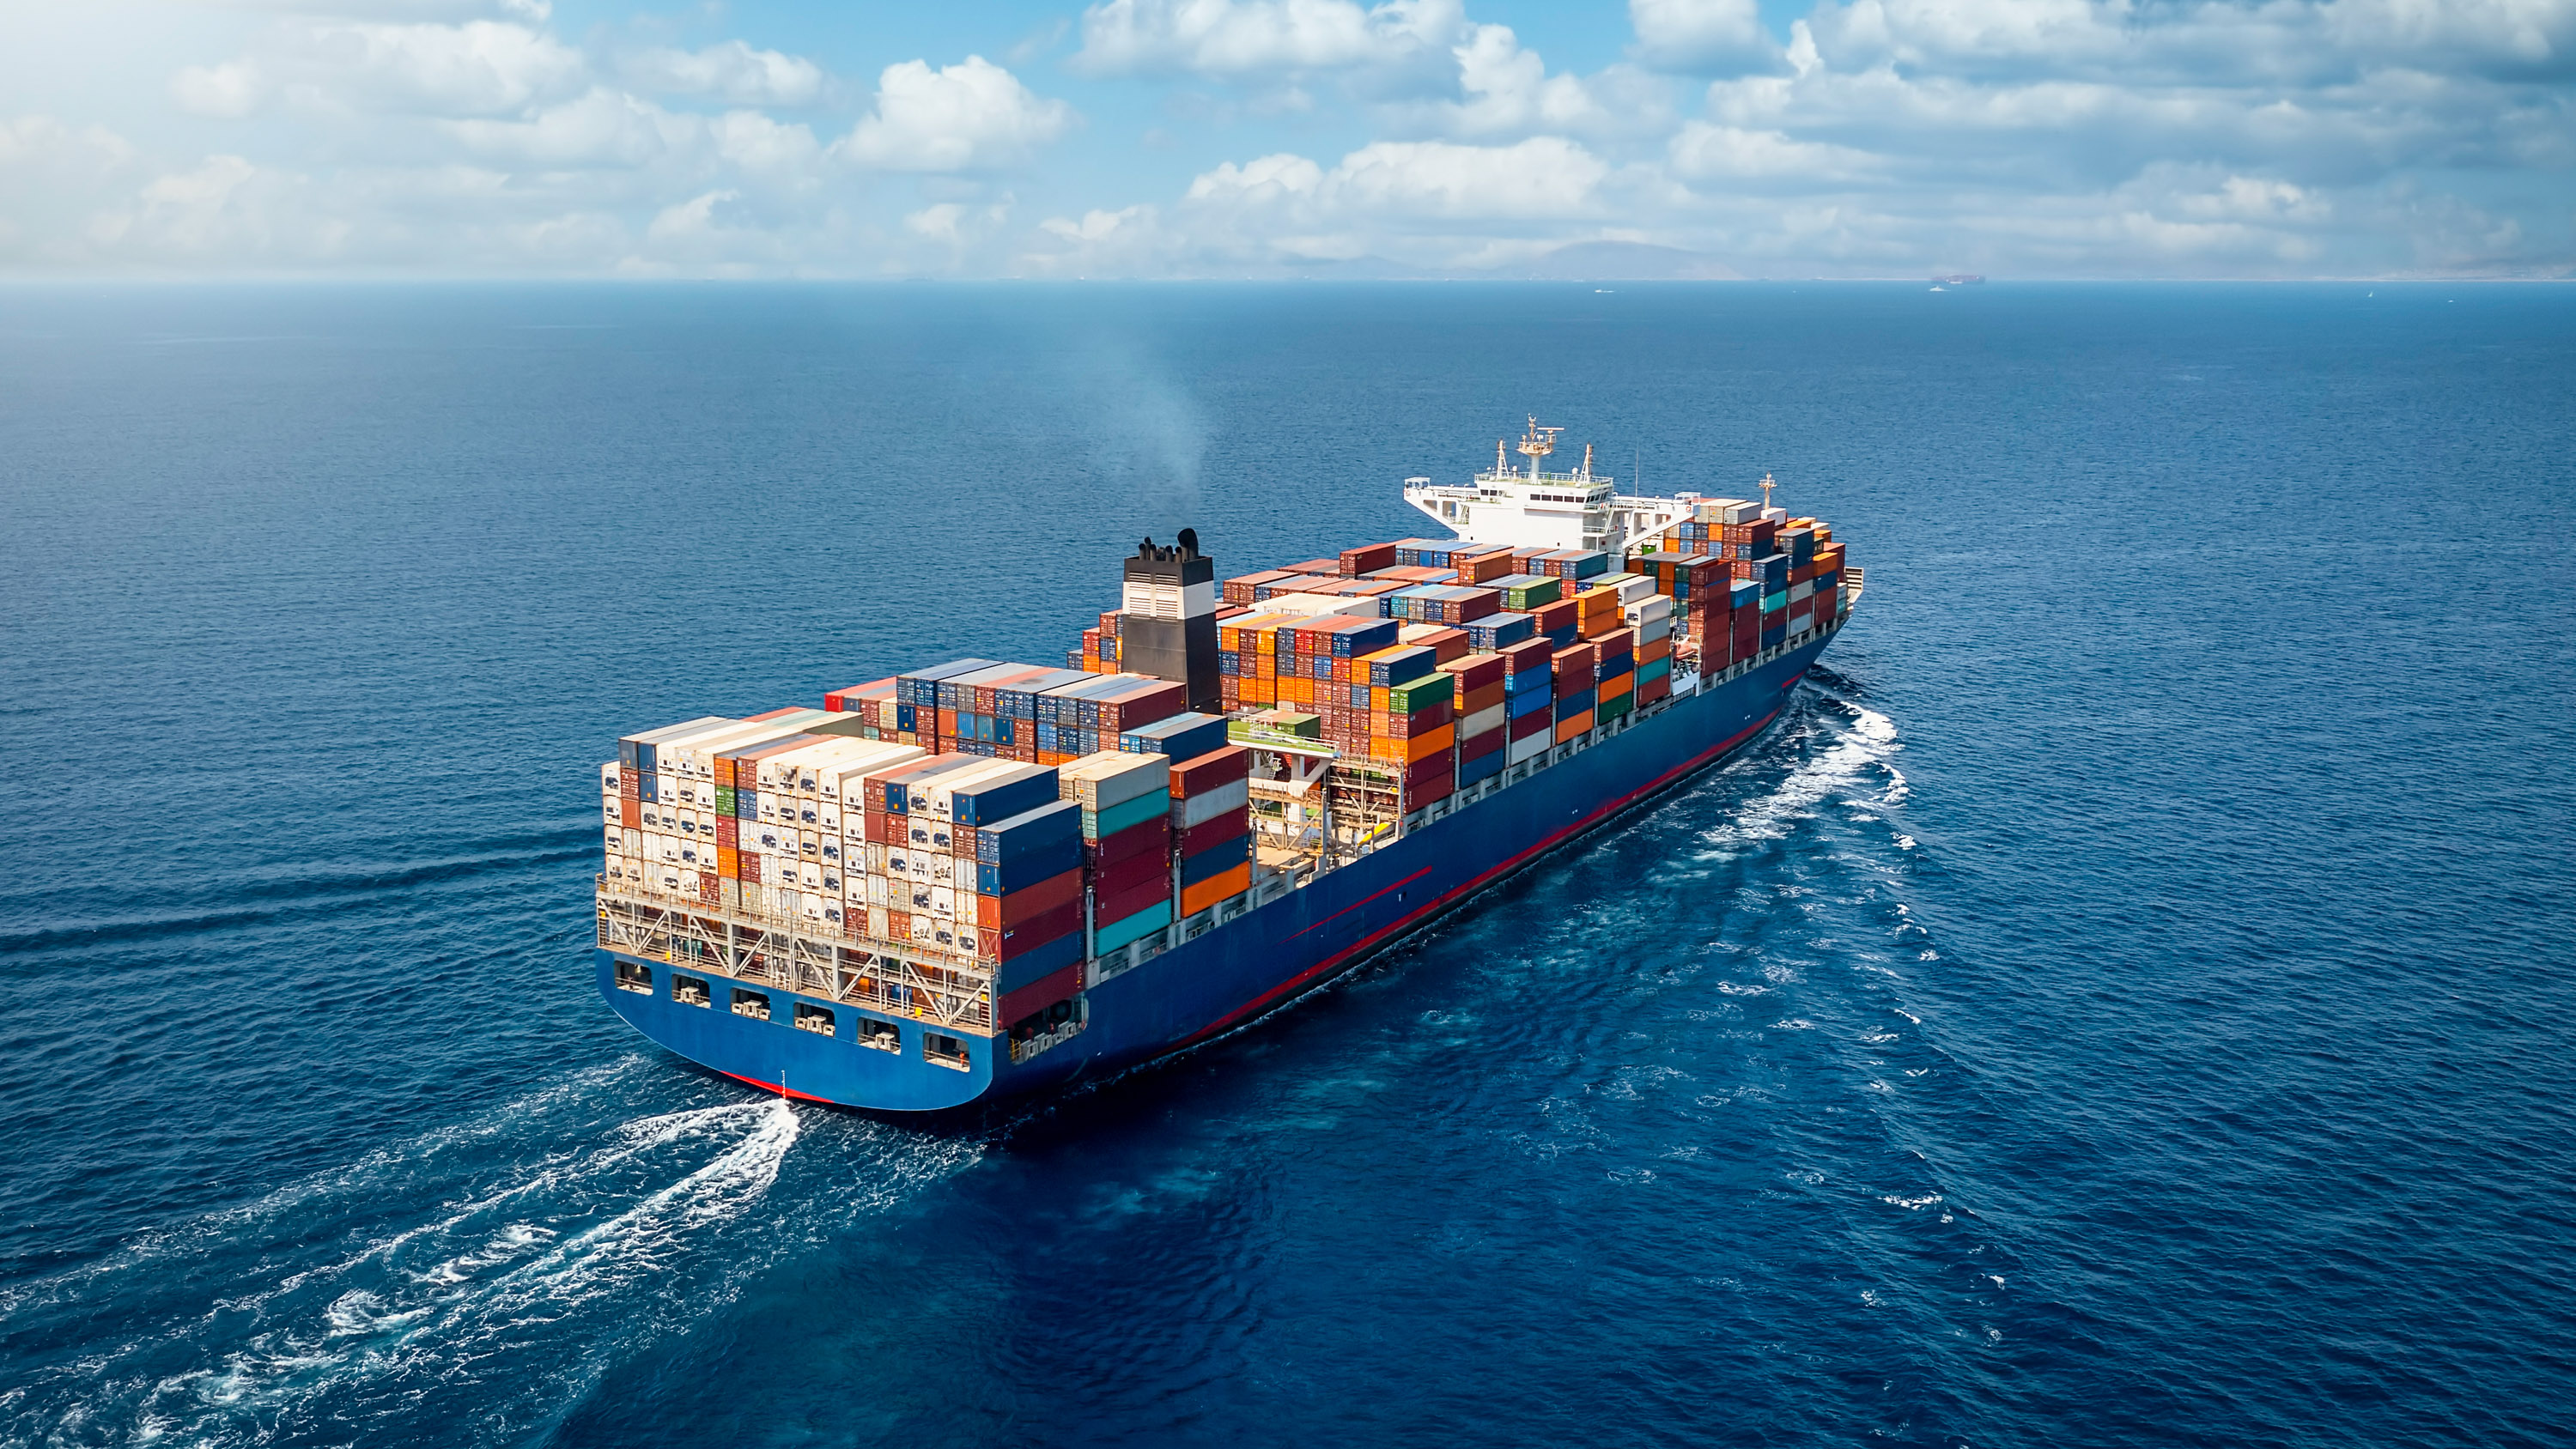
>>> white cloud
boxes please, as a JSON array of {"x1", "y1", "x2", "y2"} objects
[
  {"x1": 1073, "y1": 0, "x2": 1463, "y2": 76},
  {"x1": 1629, "y1": 0, "x2": 1779, "y2": 75},
  {"x1": 172, "y1": 61, "x2": 264, "y2": 119},
  {"x1": 835, "y1": 57, "x2": 1075, "y2": 172},
  {"x1": 622, "y1": 41, "x2": 826, "y2": 107},
  {"x1": 294, "y1": 21, "x2": 586, "y2": 116},
  {"x1": 1667, "y1": 120, "x2": 1876, "y2": 183}
]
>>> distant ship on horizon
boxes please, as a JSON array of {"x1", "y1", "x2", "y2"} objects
[{"x1": 1932, "y1": 274, "x2": 1986, "y2": 286}]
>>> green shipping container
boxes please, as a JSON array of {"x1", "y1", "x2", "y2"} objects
[{"x1": 1386, "y1": 674, "x2": 1455, "y2": 712}]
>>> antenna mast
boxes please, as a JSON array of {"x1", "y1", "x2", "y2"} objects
[{"x1": 1759, "y1": 472, "x2": 1777, "y2": 512}]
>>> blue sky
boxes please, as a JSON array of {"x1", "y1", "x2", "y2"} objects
[{"x1": 3, "y1": 0, "x2": 2570, "y2": 277}]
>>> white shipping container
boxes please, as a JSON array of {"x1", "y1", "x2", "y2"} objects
[
  {"x1": 600, "y1": 761, "x2": 621, "y2": 793},
  {"x1": 1259, "y1": 593, "x2": 1382, "y2": 618},
  {"x1": 1789, "y1": 579, "x2": 1813, "y2": 603},
  {"x1": 1508, "y1": 731, "x2": 1552, "y2": 765},
  {"x1": 799, "y1": 862, "x2": 823, "y2": 890},
  {"x1": 1622, "y1": 595, "x2": 1674, "y2": 625},
  {"x1": 1606, "y1": 574, "x2": 1657, "y2": 604},
  {"x1": 929, "y1": 885, "x2": 955, "y2": 919},
  {"x1": 868, "y1": 905, "x2": 889, "y2": 937},
  {"x1": 1176, "y1": 775, "x2": 1250, "y2": 828},
  {"x1": 817, "y1": 800, "x2": 841, "y2": 833},
  {"x1": 866, "y1": 875, "x2": 890, "y2": 906},
  {"x1": 1637, "y1": 615, "x2": 1672, "y2": 645},
  {"x1": 1462, "y1": 703, "x2": 1509, "y2": 737}
]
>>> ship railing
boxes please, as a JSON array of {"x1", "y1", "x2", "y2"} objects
[{"x1": 596, "y1": 882, "x2": 997, "y2": 1035}]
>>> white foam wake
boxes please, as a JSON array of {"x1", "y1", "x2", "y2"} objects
[
  {"x1": 10, "y1": 1075, "x2": 979, "y2": 1449},
  {"x1": 1688, "y1": 700, "x2": 1904, "y2": 858}
]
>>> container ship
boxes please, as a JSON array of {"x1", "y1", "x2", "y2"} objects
[{"x1": 593, "y1": 420, "x2": 1862, "y2": 1111}]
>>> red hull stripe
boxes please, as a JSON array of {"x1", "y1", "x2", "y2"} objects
[
  {"x1": 721, "y1": 1070, "x2": 838, "y2": 1104},
  {"x1": 1184, "y1": 700, "x2": 1785, "y2": 1044}
]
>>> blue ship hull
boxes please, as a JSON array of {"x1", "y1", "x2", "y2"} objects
[{"x1": 595, "y1": 627, "x2": 1838, "y2": 1112}]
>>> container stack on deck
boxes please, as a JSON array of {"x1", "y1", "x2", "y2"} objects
[
  {"x1": 601, "y1": 500, "x2": 1854, "y2": 1046},
  {"x1": 1168, "y1": 743, "x2": 1255, "y2": 918},
  {"x1": 1441, "y1": 652, "x2": 1509, "y2": 790},
  {"x1": 1064, "y1": 752, "x2": 1175, "y2": 955}
]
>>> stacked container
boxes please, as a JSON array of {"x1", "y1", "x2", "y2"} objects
[
  {"x1": 1486, "y1": 574, "x2": 1563, "y2": 611},
  {"x1": 1624, "y1": 594, "x2": 1675, "y2": 704},
  {"x1": 1442, "y1": 652, "x2": 1510, "y2": 790},
  {"x1": 1572, "y1": 584, "x2": 1624, "y2": 640},
  {"x1": 1522, "y1": 549, "x2": 1611, "y2": 582},
  {"x1": 1594, "y1": 627, "x2": 1636, "y2": 726},
  {"x1": 1360, "y1": 644, "x2": 1455, "y2": 807},
  {"x1": 1552, "y1": 642, "x2": 1598, "y2": 743},
  {"x1": 1386, "y1": 583, "x2": 1502, "y2": 625},
  {"x1": 1061, "y1": 751, "x2": 1176, "y2": 955},
  {"x1": 1339, "y1": 541, "x2": 1400, "y2": 575},
  {"x1": 1395, "y1": 623, "x2": 1470, "y2": 664},
  {"x1": 1502, "y1": 637, "x2": 1555, "y2": 764},
  {"x1": 1168, "y1": 744, "x2": 1255, "y2": 917},
  {"x1": 1460, "y1": 611, "x2": 1537, "y2": 652}
]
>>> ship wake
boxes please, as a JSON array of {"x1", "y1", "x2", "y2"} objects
[{"x1": 2, "y1": 1061, "x2": 979, "y2": 1448}]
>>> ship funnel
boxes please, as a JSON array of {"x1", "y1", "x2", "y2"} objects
[{"x1": 1120, "y1": 535, "x2": 1222, "y2": 712}]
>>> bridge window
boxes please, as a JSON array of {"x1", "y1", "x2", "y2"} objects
[
  {"x1": 858, "y1": 1018, "x2": 901, "y2": 1052},
  {"x1": 793, "y1": 1003, "x2": 835, "y2": 1035},
  {"x1": 673, "y1": 974, "x2": 711, "y2": 1007},
  {"x1": 615, "y1": 960, "x2": 653, "y2": 994},
  {"x1": 923, "y1": 1032, "x2": 969, "y2": 1070},
  {"x1": 731, "y1": 989, "x2": 770, "y2": 1021}
]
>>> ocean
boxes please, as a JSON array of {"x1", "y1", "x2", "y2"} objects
[{"x1": 1, "y1": 281, "x2": 2570, "y2": 1447}]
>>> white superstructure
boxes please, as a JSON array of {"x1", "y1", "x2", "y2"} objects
[{"x1": 1402, "y1": 417, "x2": 1733, "y2": 554}]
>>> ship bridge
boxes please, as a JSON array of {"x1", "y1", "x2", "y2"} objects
[{"x1": 1403, "y1": 417, "x2": 1706, "y2": 555}]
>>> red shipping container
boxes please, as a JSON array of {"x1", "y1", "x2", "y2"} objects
[
  {"x1": 620, "y1": 798, "x2": 641, "y2": 829},
  {"x1": 1406, "y1": 764, "x2": 1455, "y2": 808},
  {"x1": 715, "y1": 817, "x2": 738, "y2": 847},
  {"x1": 1440, "y1": 652, "x2": 1506, "y2": 692},
  {"x1": 999, "y1": 964, "x2": 1082, "y2": 1027},
  {"x1": 1088, "y1": 815, "x2": 1170, "y2": 869},
  {"x1": 1532, "y1": 599, "x2": 1577, "y2": 636},
  {"x1": 1501, "y1": 637, "x2": 1553, "y2": 675},
  {"x1": 1459, "y1": 725, "x2": 1505, "y2": 762},
  {"x1": 1552, "y1": 643, "x2": 1598, "y2": 693},
  {"x1": 1170, "y1": 744, "x2": 1250, "y2": 797},
  {"x1": 1340, "y1": 542, "x2": 1399, "y2": 576},
  {"x1": 1097, "y1": 873, "x2": 1173, "y2": 924},
  {"x1": 1510, "y1": 709, "x2": 1553, "y2": 741},
  {"x1": 1092, "y1": 846, "x2": 1169, "y2": 899},
  {"x1": 1410, "y1": 626, "x2": 1469, "y2": 661},
  {"x1": 1179, "y1": 809, "x2": 1249, "y2": 856},
  {"x1": 979, "y1": 866, "x2": 1083, "y2": 928},
  {"x1": 989, "y1": 899, "x2": 1082, "y2": 959}
]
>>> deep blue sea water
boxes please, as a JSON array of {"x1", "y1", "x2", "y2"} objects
[{"x1": 3, "y1": 282, "x2": 2572, "y2": 1448}]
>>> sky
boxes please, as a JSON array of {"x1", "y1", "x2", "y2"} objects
[{"x1": 1, "y1": 0, "x2": 2570, "y2": 279}]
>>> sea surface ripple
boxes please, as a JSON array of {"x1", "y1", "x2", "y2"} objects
[{"x1": 1, "y1": 282, "x2": 2570, "y2": 1447}]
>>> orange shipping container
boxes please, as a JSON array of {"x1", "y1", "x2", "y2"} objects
[
  {"x1": 1554, "y1": 711, "x2": 1595, "y2": 742},
  {"x1": 1370, "y1": 723, "x2": 1455, "y2": 763},
  {"x1": 1180, "y1": 861, "x2": 1253, "y2": 917},
  {"x1": 1601, "y1": 672, "x2": 1632, "y2": 700},
  {"x1": 717, "y1": 845, "x2": 740, "y2": 877}
]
